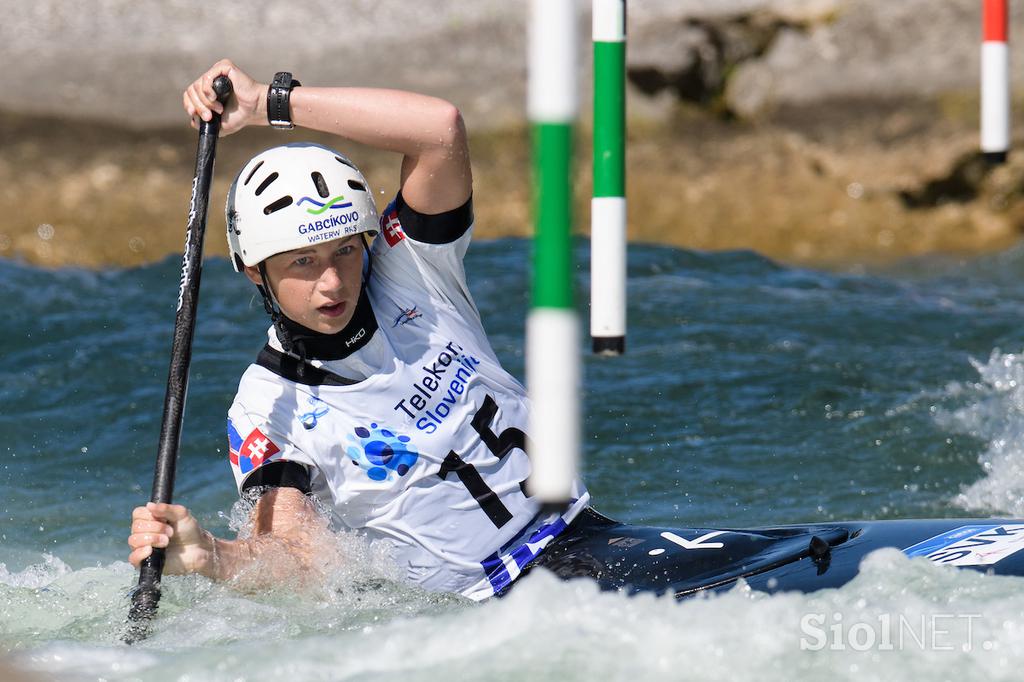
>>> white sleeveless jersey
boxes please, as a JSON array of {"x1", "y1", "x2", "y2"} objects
[{"x1": 226, "y1": 198, "x2": 589, "y2": 600}]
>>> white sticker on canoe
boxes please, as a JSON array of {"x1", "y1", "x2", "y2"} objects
[
  {"x1": 903, "y1": 524, "x2": 1024, "y2": 566},
  {"x1": 660, "y1": 531, "x2": 726, "y2": 551}
]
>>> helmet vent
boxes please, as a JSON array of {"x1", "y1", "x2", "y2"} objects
[
  {"x1": 243, "y1": 160, "x2": 265, "y2": 186},
  {"x1": 254, "y1": 172, "x2": 279, "y2": 197},
  {"x1": 264, "y1": 196, "x2": 293, "y2": 215},
  {"x1": 311, "y1": 172, "x2": 330, "y2": 198},
  {"x1": 347, "y1": 179, "x2": 366, "y2": 191},
  {"x1": 335, "y1": 156, "x2": 357, "y2": 170}
]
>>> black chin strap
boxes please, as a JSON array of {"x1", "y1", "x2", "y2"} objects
[
  {"x1": 256, "y1": 262, "x2": 297, "y2": 356},
  {"x1": 361, "y1": 233, "x2": 373, "y2": 282}
]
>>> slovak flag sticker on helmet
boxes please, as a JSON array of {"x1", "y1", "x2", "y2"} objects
[
  {"x1": 228, "y1": 418, "x2": 281, "y2": 474},
  {"x1": 382, "y1": 209, "x2": 405, "y2": 247}
]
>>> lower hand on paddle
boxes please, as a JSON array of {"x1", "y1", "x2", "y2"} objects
[
  {"x1": 183, "y1": 59, "x2": 265, "y2": 135},
  {"x1": 128, "y1": 489, "x2": 334, "y2": 587},
  {"x1": 128, "y1": 502, "x2": 215, "y2": 577}
]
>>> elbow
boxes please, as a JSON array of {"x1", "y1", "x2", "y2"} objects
[{"x1": 433, "y1": 101, "x2": 468, "y2": 152}]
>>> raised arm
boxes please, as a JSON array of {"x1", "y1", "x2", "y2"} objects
[
  {"x1": 183, "y1": 59, "x2": 471, "y2": 215},
  {"x1": 128, "y1": 487, "x2": 335, "y2": 587}
]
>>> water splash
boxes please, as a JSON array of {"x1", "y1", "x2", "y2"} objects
[
  {"x1": 937, "y1": 349, "x2": 1024, "y2": 516},
  {"x1": 0, "y1": 554, "x2": 72, "y2": 590},
  {"x1": 220, "y1": 490, "x2": 410, "y2": 595},
  {"x1": 7, "y1": 548, "x2": 1024, "y2": 682}
]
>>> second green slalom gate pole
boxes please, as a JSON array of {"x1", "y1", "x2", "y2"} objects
[
  {"x1": 591, "y1": 0, "x2": 627, "y2": 355},
  {"x1": 527, "y1": 0, "x2": 579, "y2": 504}
]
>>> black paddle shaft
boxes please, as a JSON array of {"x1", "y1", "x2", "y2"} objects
[{"x1": 125, "y1": 76, "x2": 232, "y2": 644}]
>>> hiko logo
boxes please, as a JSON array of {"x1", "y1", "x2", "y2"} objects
[
  {"x1": 345, "y1": 327, "x2": 367, "y2": 348},
  {"x1": 345, "y1": 423, "x2": 420, "y2": 482},
  {"x1": 297, "y1": 195, "x2": 354, "y2": 215}
]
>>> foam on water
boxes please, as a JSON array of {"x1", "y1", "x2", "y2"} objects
[
  {"x1": 3, "y1": 548, "x2": 1024, "y2": 681},
  {"x1": 7, "y1": 245, "x2": 1024, "y2": 678},
  {"x1": 934, "y1": 350, "x2": 1024, "y2": 516},
  {"x1": 0, "y1": 554, "x2": 72, "y2": 590}
]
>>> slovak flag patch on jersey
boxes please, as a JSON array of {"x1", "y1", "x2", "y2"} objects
[
  {"x1": 381, "y1": 208, "x2": 405, "y2": 247},
  {"x1": 228, "y1": 418, "x2": 280, "y2": 474}
]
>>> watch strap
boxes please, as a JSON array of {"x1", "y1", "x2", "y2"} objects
[{"x1": 267, "y1": 71, "x2": 302, "y2": 129}]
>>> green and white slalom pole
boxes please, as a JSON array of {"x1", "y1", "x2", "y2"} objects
[
  {"x1": 527, "y1": 0, "x2": 579, "y2": 504},
  {"x1": 591, "y1": 0, "x2": 627, "y2": 356}
]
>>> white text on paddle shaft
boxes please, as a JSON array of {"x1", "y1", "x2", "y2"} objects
[
  {"x1": 393, "y1": 341, "x2": 481, "y2": 433},
  {"x1": 177, "y1": 176, "x2": 199, "y2": 312}
]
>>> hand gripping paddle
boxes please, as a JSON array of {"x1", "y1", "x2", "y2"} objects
[{"x1": 124, "y1": 75, "x2": 232, "y2": 645}]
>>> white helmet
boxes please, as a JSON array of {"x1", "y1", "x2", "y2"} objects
[{"x1": 226, "y1": 142, "x2": 379, "y2": 271}]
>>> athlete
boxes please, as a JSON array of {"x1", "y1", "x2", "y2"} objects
[
  {"x1": 130, "y1": 62, "x2": 981, "y2": 603},
  {"x1": 127, "y1": 60, "x2": 590, "y2": 599}
]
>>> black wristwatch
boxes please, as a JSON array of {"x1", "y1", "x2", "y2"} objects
[{"x1": 267, "y1": 71, "x2": 302, "y2": 129}]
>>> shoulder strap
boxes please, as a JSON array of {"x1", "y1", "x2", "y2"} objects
[{"x1": 256, "y1": 345, "x2": 360, "y2": 386}]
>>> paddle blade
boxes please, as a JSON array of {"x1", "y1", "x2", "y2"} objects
[{"x1": 123, "y1": 548, "x2": 165, "y2": 644}]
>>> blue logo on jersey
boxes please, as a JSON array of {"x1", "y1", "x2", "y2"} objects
[
  {"x1": 298, "y1": 396, "x2": 329, "y2": 430},
  {"x1": 346, "y1": 423, "x2": 420, "y2": 482}
]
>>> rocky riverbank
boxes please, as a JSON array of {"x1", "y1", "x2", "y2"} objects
[
  {"x1": 2, "y1": 0, "x2": 1023, "y2": 269},
  {"x1": 2, "y1": 91, "x2": 1023, "y2": 270}
]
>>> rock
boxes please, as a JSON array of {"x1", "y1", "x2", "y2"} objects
[
  {"x1": 723, "y1": 0, "x2": 1009, "y2": 117},
  {"x1": 627, "y1": 21, "x2": 724, "y2": 105},
  {"x1": 726, "y1": 58, "x2": 777, "y2": 120},
  {"x1": 0, "y1": 0, "x2": 1014, "y2": 129},
  {"x1": 626, "y1": 12, "x2": 802, "y2": 114},
  {"x1": 771, "y1": 0, "x2": 844, "y2": 24}
]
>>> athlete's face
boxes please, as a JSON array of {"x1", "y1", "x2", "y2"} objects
[{"x1": 245, "y1": 236, "x2": 364, "y2": 334}]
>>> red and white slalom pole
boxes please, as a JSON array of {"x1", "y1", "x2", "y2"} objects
[{"x1": 982, "y1": 0, "x2": 1010, "y2": 163}]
